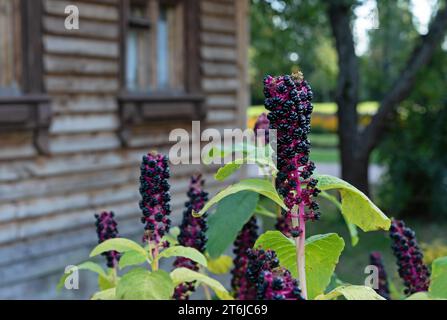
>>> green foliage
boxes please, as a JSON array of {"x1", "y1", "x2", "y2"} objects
[
  {"x1": 90, "y1": 238, "x2": 148, "y2": 258},
  {"x1": 255, "y1": 231, "x2": 345, "y2": 300},
  {"x1": 116, "y1": 268, "x2": 174, "y2": 300},
  {"x1": 119, "y1": 251, "x2": 149, "y2": 270},
  {"x1": 315, "y1": 174, "x2": 391, "y2": 231},
  {"x1": 429, "y1": 256, "x2": 447, "y2": 299},
  {"x1": 57, "y1": 261, "x2": 108, "y2": 291},
  {"x1": 377, "y1": 100, "x2": 447, "y2": 219},
  {"x1": 157, "y1": 246, "x2": 208, "y2": 267},
  {"x1": 316, "y1": 285, "x2": 385, "y2": 300},
  {"x1": 207, "y1": 255, "x2": 233, "y2": 275},
  {"x1": 170, "y1": 268, "x2": 232, "y2": 300},
  {"x1": 206, "y1": 191, "x2": 259, "y2": 258},
  {"x1": 194, "y1": 179, "x2": 286, "y2": 218}
]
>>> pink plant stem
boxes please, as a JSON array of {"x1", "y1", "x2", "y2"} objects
[{"x1": 297, "y1": 201, "x2": 307, "y2": 299}]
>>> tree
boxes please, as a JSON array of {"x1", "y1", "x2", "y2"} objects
[{"x1": 328, "y1": 0, "x2": 447, "y2": 194}]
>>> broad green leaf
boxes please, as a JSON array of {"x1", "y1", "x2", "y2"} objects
[
  {"x1": 90, "y1": 238, "x2": 148, "y2": 258},
  {"x1": 194, "y1": 178, "x2": 286, "y2": 217},
  {"x1": 315, "y1": 285, "x2": 385, "y2": 300},
  {"x1": 255, "y1": 231, "x2": 345, "y2": 300},
  {"x1": 91, "y1": 288, "x2": 116, "y2": 300},
  {"x1": 406, "y1": 292, "x2": 432, "y2": 300},
  {"x1": 116, "y1": 268, "x2": 174, "y2": 300},
  {"x1": 207, "y1": 255, "x2": 233, "y2": 275},
  {"x1": 429, "y1": 256, "x2": 447, "y2": 299},
  {"x1": 170, "y1": 268, "x2": 232, "y2": 300},
  {"x1": 119, "y1": 251, "x2": 148, "y2": 269},
  {"x1": 98, "y1": 274, "x2": 115, "y2": 291},
  {"x1": 57, "y1": 261, "x2": 106, "y2": 291},
  {"x1": 319, "y1": 191, "x2": 359, "y2": 246},
  {"x1": 215, "y1": 162, "x2": 242, "y2": 181},
  {"x1": 206, "y1": 191, "x2": 259, "y2": 258},
  {"x1": 315, "y1": 174, "x2": 391, "y2": 231},
  {"x1": 158, "y1": 246, "x2": 207, "y2": 267}
]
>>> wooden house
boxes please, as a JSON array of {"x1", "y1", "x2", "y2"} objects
[{"x1": 0, "y1": 0, "x2": 249, "y2": 298}]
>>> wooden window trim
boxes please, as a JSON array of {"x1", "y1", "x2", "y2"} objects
[
  {"x1": 118, "y1": 0, "x2": 204, "y2": 145},
  {"x1": 0, "y1": 0, "x2": 50, "y2": 154}
]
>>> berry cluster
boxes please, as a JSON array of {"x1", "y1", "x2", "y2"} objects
[
  {"x1": 389, "y1": 219, "x2": 430, "y2": 295},
  {"x1": 139, "y1": 153, "x2": 171, "y2": 245},
  {"x1": 94, "y1": 211, "x2": 120, "y2": 268},
  {"x1": 369, "y1": 251, "x2": 391, "y2": 300},
  {"x1": 231, "y1": 217, "x2": 259, "y2": 299},
  {"x1": 173, "y1": 174, "x2": 209, "y2": 300},
  {"x1": 263, "y1": 74, "x2": 320, "y2": 236},
  {"x1": 254, "y1": 112, "x2": 270, "y2": 143},
  {"x1": 246, "y1": 249, "x2": 304, "y2": 300}
]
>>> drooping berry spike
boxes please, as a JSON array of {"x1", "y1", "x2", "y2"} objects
[
  {"x1": 139, "y1": 153, "x2": 171, "y2": 245},
  {"x1": 173, "y1": 174, "x2": 209, "y2": 300},
  {"x1": 94, "y1": 211, "x2": 120, "y2": 268},
  {"x1": 231, "y1": 216, "x2": 259, "y2": 299},
  {"x1": 263, "y1": 74, "x2": 321, "y2": 237},
  {"x1": 369, "y1": 251, "x2": 391, "y2": 300},
  {"x1": 254, "y1": 112, "x2": 270, "y2": 143},
  {"x1": 389, "y1": 219, "x2": 430, "y2": 295},
  {"x1": 246, "y1": 249, "x2": 304, "y2": 300}
]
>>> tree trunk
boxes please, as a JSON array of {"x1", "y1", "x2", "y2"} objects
[{"x1": 341, "y1": 153, "x2": 370, "y2": 195}]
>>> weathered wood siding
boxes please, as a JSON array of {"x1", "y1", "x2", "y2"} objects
[{"x1": 0, "y1": 0, "x2": 249, "y2": 299}]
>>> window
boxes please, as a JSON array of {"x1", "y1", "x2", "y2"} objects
[
  {"x1": 0, "y1": 0, "x2": 50, "y2": 154},
  {"x1": 0, "y1": 0, "x2": 22, "y2": 95},
  {"x1": 124, "y1": 0, "x2": 185, "y2": 93},
  {"x1": 119, "y1": 0, "x2": 204, "y2": 144}
]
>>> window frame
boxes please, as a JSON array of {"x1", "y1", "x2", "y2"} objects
[
  {"x1": 0, "y1": 0, "x2": 50, "y2": 154},
  {"x1": 118, "y1": 0, "x2": 204, "y2": 145}
]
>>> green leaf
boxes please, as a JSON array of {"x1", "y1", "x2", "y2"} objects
[
  {"x1": 206, "y1": 191, "x2": 259, "y2": 258},
  {"x1": 315, "y1": 285, "x2": 386, "y2": 300},
  {"x1": 406, "y1": 292, "x2": 432, "y2": 300},
  {"x1": 319, "y1": 191, "x2": 359, "y2": 246},
  {"x1": 194, "y1": 178, "x2": 286, "y2": 217},
  {"x1": 90, "y1": 238, "x2": 148, "y2": 258},
  {"x1": 116, "y1": 268, "x2": 174, "y2": 300},
  {"x1": 119, "y1": 251, "x2": 148, "y2": 269},
  {"x1": 215, "y1": 162, "x2": 242, "y2": 181},
  {"x1": 170, "y1": 268, "x2": 232, "y2": 300},
  {"x1": 207, "y1": 255, "x2": 233, "y2": 275},
  {"x1": 254, "y1": 203, "x2": 277, "y2": 218},
  {"x1": 315, "y1": 174, "x2": 391, "y2": 232},
  {"x1": 161, "y1": 226, "x2": 180, "y2": 246},
  {"x1": 91, "y1": 288, "x2": 116, "y2": 300},
  {"x1": 57, "y1": 261, "x2": 107, "y2": 291},
  {"x1": 255, "y1": 231, "x2": 345, "y2": 300},
  {"x1": 429, "y1": 256, "x2": 447, "y2": 299},
  {"x1": 158, "y1": 246, "x2": 208, "y2": 267}
]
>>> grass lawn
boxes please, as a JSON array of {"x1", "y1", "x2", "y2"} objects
[{"x1": 248, "y1": 101, "x2": 379, "y2": 118}]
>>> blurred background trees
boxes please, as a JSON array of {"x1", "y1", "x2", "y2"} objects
[{"x1": 250, "y1": 0, "x2": 447, "y2": 219}]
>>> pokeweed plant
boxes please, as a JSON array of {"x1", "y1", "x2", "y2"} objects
[
  {"x1": 57, "y1": 74, "x2": 447, "y2": 300},
  {"x1": 58, "y1": 152, "x2": 230, "y2": 300}
]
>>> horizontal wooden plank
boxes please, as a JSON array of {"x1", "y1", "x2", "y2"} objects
[
  {"x1": 51, "y1": 95, "x2": 118, "y2": 114},
  {"x1": 201, "y1": 32, "x2": 236, "y2": 47},
  {"x1": 50, "y1": 114, "x2": 119, "y2": 134},
  {"x1": 44, "y1": 55, "x2": 118, "y2": 75},
  {"x1": 202, "y1": 78, "x2": 239, "y2": 93},
  {"x1": 49, "y1": 132, "x2": 121, "y2": 154},
  {"x1": 0, "y1": 133, "x2": 36, "y2": 160},
  {"x1": 0, "y1": 167, "x2": 137, "y2": 202},
  {"x1": 45, "y1": 75, "x2": 118, "y2": 93},
  {"x1": 201, "y1": 1, "x2": 235, "y2": 16},
  {"x1": 43, "y1": 36, "x2": 118, "y2": 58},
  {"x1": 202, "y1": 62, "x2": 238, "y2": 77},
  {"x1": 206, "y1": 110, "x2": 236, "y2": 123},
  {"x1": 44, "y1": 0, "x2": 119, "y2": 21},
  {"x1": 205, "y1": 94, "x2": 237, "y2": 108},
  {"x1": 43, "y1": 16, "x2": 118, "y2": 39},
  {"x1": 202, "y1": 16, "x2": 236, "y2": 33}
]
